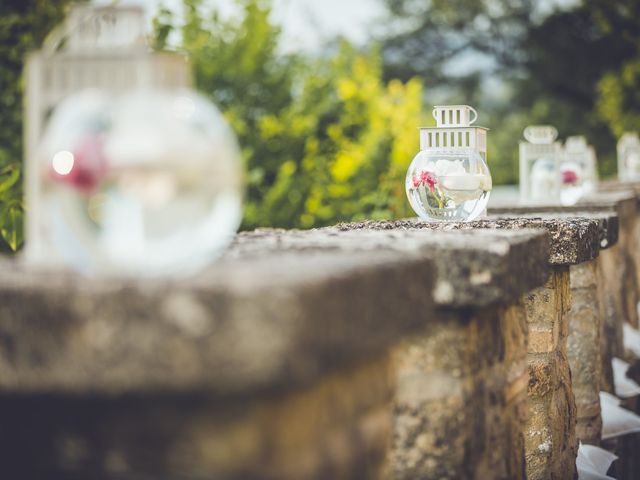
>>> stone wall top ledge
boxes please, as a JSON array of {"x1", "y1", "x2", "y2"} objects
[
  {"x1": 331, "y1": 218, "x2": 597, "y2": 266},
  {"x1": 234, "y1": 224, "x2": 550, "y2": 308},
  {"x1": 0, "y1": 248, "x2": 438, "y2": 397},
  {"x1": 579, "y1": 190, "x2": 637, "y2": 215},
  {"x1": 487, "y1": 210, "x2": 618, "y2": 250}
]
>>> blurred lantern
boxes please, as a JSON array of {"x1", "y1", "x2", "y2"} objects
[
  {"x1": 617, "y1": 133, "x2": 640, "y2": 181},
  {"x1": 25, "y1": 4, "x2": 243, "y2": 276},
  {"x1": 560, "y1": 136, "x2": 598, "y2": 206},
  {"x1": 518, "y1": 125, "x2": 562, "y2": 205},
  {"x1": 405, "y1": 105, "x2": 492, "y2": 221}
]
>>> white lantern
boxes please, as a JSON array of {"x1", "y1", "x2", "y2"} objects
[
  {"x1": 561, "y1": 136, "x2": 598, "y2": 206},
  {"x1": 25, "y1": 5, "x2": 191, "y2": 265},
  {"x1": 518, "y1": 125, "x2": 562, "y2": 205},
  {"x1": 405, "y1": 105, "x2": 492, "y2": 222},
  {"x1": 617, "y1": 132, "x2": 640, "y2": 181},
  {"x1": 24, "y1": 5, "x2": 243, "y2": 276}
]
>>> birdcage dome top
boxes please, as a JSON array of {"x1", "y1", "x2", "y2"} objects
[{"x1": 44, "y1": 4, "x2": 148, "y2": 54}]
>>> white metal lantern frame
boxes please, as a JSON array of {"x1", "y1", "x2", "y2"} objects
[
  {"x1": 562, "y1": 135, "x2": 598, "y2": 191},
  {"x1": 419, "y1": 105, "x2": 488, "y2": 160},
  {"x1": 617, "y1": 132, "x2": 640, "y2": 181},
  {"x1": 24, "y1": 4, "x2": 191, "y2": 263},
  {"x1": 519, "y1": 125, "x2": 563, "y2": 204}
]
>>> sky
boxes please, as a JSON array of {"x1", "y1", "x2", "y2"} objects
[
  {"x1": 135, "y1": 0, "x2": 385, "y2": 52},
  {"x1": 120, "y1": 0, "x2": 579, "y2": 54}
]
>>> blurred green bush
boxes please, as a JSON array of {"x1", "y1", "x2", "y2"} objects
[
  {"x1": 2, "y1": 0, "x2": 639, "y2": 250},
  {"x1": 155, "y1": 0, "x2": 423, "y2": 230},
  {"x1": 0, "y1": 0, "x2": 73, "y2": 251}
]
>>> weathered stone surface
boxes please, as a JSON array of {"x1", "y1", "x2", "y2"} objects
[
  {"x1": 0, "y1": 249, "x2": 437, "y2": 396},
  {"x1": 234, "y1": 226, "x2": 550, "y2": 308},
  {"x1": 523, "y1": 267, "x2": 578, "y2": 480},
  {"x1": 231, "y1": 225, "x2": 551, "y2": 480},
  {"x1": 338, "y1": 218, "x2": 599, "y2": 266},
  {"x1": 488, "y1": 204, "x2": 626, "y2": 391},
  {"x1": 0, "y1": 224, "x2": 553, "y2": 480},
  {"x1": 0, "y1": 353, "x2": 395, "y2": 480},
  {"x1": 567, "y1": 260, "x2": 603, "y2": 445},
  {"x1": 488, "y1": 210, "x2": 618, "y2": 250},
  {"x1": 392, "y1": 303, "x2": 528, "y2": 480},
  {"x1": 596, "y1": 254, "x2": 616, "y2": 394},
  {"x1": 579, "y1": 193, "x2": 640, "y2": 328}
]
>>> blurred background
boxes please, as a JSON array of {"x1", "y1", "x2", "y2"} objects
[{"x1": 1, "y1": 0, "x2": 639, "y2": 251}]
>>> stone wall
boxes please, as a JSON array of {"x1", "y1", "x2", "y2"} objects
[
  {"x1": 235, "y1": 226, "x2": 549, "y2": 480},
  {"x1": 0, "y1": 227, "x2": 552, "y2": 480},
  {"x1": 1, "y1": 186, "x2": 639, "y2": 479},
  {"x1": 524, "y1": 267, "x2": 577, "y2": 480}
]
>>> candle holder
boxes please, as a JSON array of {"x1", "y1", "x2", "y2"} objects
[
  {"x1": 518, "y1": 125, "x2": 562, "y2": 205},
  {"x1": 405, "y1": 105, "x2": 492, "y2": 221},
  {"x1": 617, "y1": 132, "x2": 640, "y2": 181}
]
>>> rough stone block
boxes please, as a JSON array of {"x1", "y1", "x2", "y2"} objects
[
  {"x1": 487, "y1": 208, "x2": 622, "y2": 395},
  {"x1": 392, "y1": 305, "x2": 528, "y2": 480},
  {"x1": 0, "y1": 352, "x2": 395, "y2": 480},
  {"x1": 567, "y1": 260, "x2": 604, "y2": 445},
  {"x1": 0, "y1": 250, "x2": 436, "y2": 396},
  {"x1": 340, "y1": 218, "x2": 599, "y2": 266},
  {"x1": 236, "y1": 226, "x2": 550, "y2": 309},
  {"x1": 523, "y1": 267, "x2": 578, "y2": 480}
]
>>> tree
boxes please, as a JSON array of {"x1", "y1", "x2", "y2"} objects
[
  {"x1": 157, "y1": 0, "x2": 425, "y2": 229},
  {"x1": 0, "y1": 0, "x2": 73, "y2": 251},
  {"x1": 380, "y1": 0, "x2": 640, "y2": 180},
  {"x1": 598, "y1": 60, "x2": 640, "y2": 137}
]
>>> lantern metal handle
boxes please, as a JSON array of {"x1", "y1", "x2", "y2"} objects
[
  {"x1": 524, "y1": 125, "x2": 558, "y2": 144},
  {"x1": 432, "y1": 105, "x2": 478, "y2": 127}
]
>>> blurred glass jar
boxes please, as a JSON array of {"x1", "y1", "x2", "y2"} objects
[
  {"x1": 519, "y1": 125, "x2": 562, "y2": 205},
  {"x1": 406, "y1": 105, "x2": 492, "y2": 221},
  {"x1": 560, "y1": 136, "x2": 597, "y2": 206},
  {"x1": 37, "y1": 89, "x2": 243, "y2": 276}
]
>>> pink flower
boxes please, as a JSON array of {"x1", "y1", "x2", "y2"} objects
[
  {"x1": 420, "y1": 171, "x2": 437, "y2": 192},
  {"x1": 51, "y1": 133, "x2": 108, "y2": 194},
  {"x1": 412, "y1": 175, "x2": 421, "y2": 188},
  {"x1": 562, "y1": 169, "x2": 578, "y2": 185}
]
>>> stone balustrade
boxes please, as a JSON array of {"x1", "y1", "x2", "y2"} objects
[
  {"x1": 486, "y1": 210, "x2": 620, "y2": 448},
  {"x1": 343, "y1": 216, "x2": 607, "y2": 479},
  {"x1": 1, "y1": 187, "x2": 640, "y2": 480},
  {"x1": 0, "y1": 227, "x2": 551, "y2": 480},
  {"x1": 234, "y1": 226, "x2": 549, "y2": 480},
  {"x1": 0, "y1": 250, "x2": 438, "y2": 479}
]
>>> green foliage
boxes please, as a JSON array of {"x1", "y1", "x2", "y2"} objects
[
  {"x1": 158, "y1": 0, "x2": 424, "y2": 229},
  {"x1": 597, "y1": 60, "x2": 640, "y2": 138},
  {"x1": 381, "y1": 0, "x2": 640, "y2": 181},
  {"x1": 0, "y1": 0, "x2": 73, "y2": 251}
]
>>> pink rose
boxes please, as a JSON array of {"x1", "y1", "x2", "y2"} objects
[
  {"x1": 562, "y1": 169, "x2": 578, "y2": 185},
  {"x1": 420, "y1": 171, "x2": 437, "y2": 192},
  {"x1": 51, "y1": 133, "x2": 108, "y2": 194}
]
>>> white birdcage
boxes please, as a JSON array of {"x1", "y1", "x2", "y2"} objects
[
  {"x1": 561, "y1": 135, "x2": 598, "y2": 205},
  {"x1": 518, "y1": 125, "x2": 562, "y2": 205},
  {"x1": 406, "y1": 105, "x2": 492, "y2": 222},
  {"x1": 24, "y1": 4, "x2": 191, "y2": 263},
  {"x1": 617, "y1": 132, "x2": 640, "y2": 181}
]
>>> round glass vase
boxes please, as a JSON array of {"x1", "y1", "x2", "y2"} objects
[
  {"x1": 559, "y1": 161, "x2": 588, "y2": 206},
  {"x1": 37, "y1": 88, "x2": 243, "y2": 277},
  {"x1": 405, "y1": 149, "x2": 492, "y2": 222}
]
